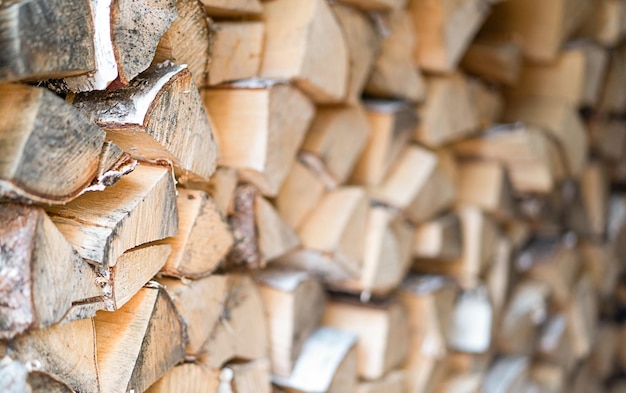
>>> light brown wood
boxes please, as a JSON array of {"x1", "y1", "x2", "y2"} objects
[
  {"x1": 403, "y1": 355, "x2": 447, "y2": 393},
  {"x1": 580, "y1": 161, "x2": 609, "y2": 238},
  {"x1": 588, "y1": 117, "x2": 626, "y2": 162},
  {"x1": 577, "y1": 0, "x2": 626, "y2": 46},
  {"x1": 28, "y1": 370, "x2": 76, "y2": 393},
  {"x1": 588, "y1": 323, "x2": 619, "y2": 379},
  {"x1": 461, "y1": 35, "x2": 522, "y2": 86},
  {"x1": 47, "y1": 164, "x2": 178, "y2": 268},
  {"x1": 200, "y1": 0, "x2": 262, "y2": 17},
  {"x1": 485, "y1": 238, "x2": 512, "y2": 321},
  {"x1": 323, "y1": 298, "x2": 409, "y2": 380},
  {"x1": 580, "y1": 241, "x2": 618, "y2": 301},
  {"x1": 357, "y1": 370, "x2": 406, "y2": 393},
  {"x1": 456, "y1": 160, "x2": 515, "y2": 220},
  {"x1": 72, "y1": 62, "x2": 218, "y2": 181},
  {"x1": 189, "y1": 166, "x2": 238, "y2": 217},
  {"x1": 482, "y1": 357, "x2": 529, "y2": 393},
  {"x1": 435, "y1": 372, "x2": 483, "y2": 393},
  {"x1": 220, "y1": 358, "x2": 272, "y2": 393},
  {"x1": 413, "y1": 212, "x2": 463, "y2": 261},
  {"x1": 160, "y1": 189, "x2": 233, "y2": 278},
  {"x1": 467, "y1": 78, "x2": 504, "y2": 129},
  {"x1": 203, "y1": 83, "x2": 315, "y2": 196},
  {"x1": 597, "y1": 47, "x2": 626, "y2": 114},
  {"x1": 336, "y1": 0, "x2": 407, "y2": 11},
  {"x1": 255, "y1": 269, "x2": 327, "y2": 378},
  {"x1": 528, "y1": 363, "x2": 565, "y2": 393},
  {"x1": 147, "y1": 363, "x2": 220, "y2": 393},
  {"x1": 206, "y1": 22, "x2": 264, "y2": 86},
  {"x1": 260, "y1": 0, "x2": 349, "y2": 103},
  {"x1": 365, "y1": 10, "x2": 426, "y2": 102}
]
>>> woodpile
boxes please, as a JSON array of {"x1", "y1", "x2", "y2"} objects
[{"x1": 2, "y1": 0, "x2": 626, "y2": 392}]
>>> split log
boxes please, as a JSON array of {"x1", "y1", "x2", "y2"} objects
[
  {"x1": 408, "y1": 0, "x2": 490, "y2": 72},
  {"x1": 0, "y1": 0, "x2": 95, "y2": 83},
  {"x1": 580, "y1": 161, "x2": 609, "y2": 238},
  {"x1": 357, "y1": 370, "x2": 406, "y2": 393},
  {"x1": 336, "y1": 0, "x2": 407, "y2": 11},
  {"x1": 485, "y1": 238, "x2": 512, "y2": 320},
  {"x1": 467, "y1": 78, "x2": 504, "y2": 129},
  {"x1": 200, "y1": 0, "x2": 262, "y2": 17},
  {"x1": 28, "y1": 371, "x2": 76, "y2": 393},
  {"x1": 412, "y1": 213, "x2": 463, "y2": 261},
  {"x1": 457, "y1": 160, "x2": 515, "y2": 220},
  {"x1": 580, "y1": 241, "x2": 618, "y2": 301},
  {"x1": 577, "y1": 0, "x2": 626, "y2": 46},
  {"x1": 331, "y1": 3, "x2": 380, "y2": 105},
  {"x1": 447, "y1": 286, "x2": 493, "y2": 354},
  {"x1": 147, "y1": 363, "x2": 219, "y2": 393},
  {"x1": 528, "y1": 363, "x2": 565, "y2": 393},
  {"x1": 597, "y1": 48, "x2": 626, "y2": 115},
  {"x1": 227, "y1": 185, "x2": 300, "y2": 269},
  {"x1": 206, "y1": 22, "x2": 264, "y2": 86},
  {"x1": 220, "y1": 358, "x2": 272, "y2": 393},
  {"x1": 536, "y1": 313, "x2": 577, "y2": 373},
  {"x1": 260, "y1": 0, "x2": 349, "y2": 103},
  {"x1": 46, "y1": 164, "x2": 178, "y2": 268},
  {"x1": 159, "y1": 189, "x2": 233, "y2": 278},
  {"x1": 95, "y1": 284, "x2": 186, "y2": 393},
  {"x1": 460, "y1": 35, "x2": 522, "y2": 86},
  {"x1": 482, "y1": 357, "x2": 529, "y2": 393},
  {"x1": 565, "y1": 276, "x2": 597, "y2": 360},
  {"x1": 351, "y1": 102, "x2": 417, "y2": 187},
  {"x1": 588, "y1": 323, "x2": 619, "y2": 379},
  {"x1": 72, "y1": 62, "x2": 218, "y2": 182},
  {"x1": 272, "y1": 327, "x2": 358, "y2": 393},
  {"x1": 588, "y1": 117, "x2": 626, "y2": 162},
  {"x1": 403, "y1": 355, "x2": 447, "y2": 393},
  {"x1": 323, "y1": 298, "x2": 409, "y2": 380},
  {"x1": 203, "y1": 83, "x2": 315, "y2": 196},
  {"x1": 255, "y1": 269, "x2": 327, "y2": 378},
  {"x1": 364, "y1": 10, "x2": 426, "y2": 102}
]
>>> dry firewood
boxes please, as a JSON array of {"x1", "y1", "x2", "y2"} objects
[
  {"x1": 579, "y1": 161, "x2": 609, "y2": 238},
  {"x1": 467, "y1": 78, "x2": 504, "y2": 129},
  {"x1": 0, "y1": 0, "x2": 95, "y2": 83},
  {"x1": 147, "y1": 363, "x2": 219, "y2": 393},
  {"x1": 46, "y1": 164, "x2": 178, "y2": 269},
  {"x1": 485, "y1": 238, "x2": 512, "y2": 321},
  {"x1": 260, "y1": 0, "x2": 349, "y2": 103},
  {"x1": 364, "y1": 10, "x2": 426, "y2": 102},
  {"x1": 460, "y1": 35, "x2": 522, "y2": 86},
  {"x1": 336, "y1": 0, "x2": 406, "y2": 11},
  {"x1": 588, "y1": 117, "x2": 626, "y2": 162},
  {"x1": 527, "y1": 363, "x2": 565, "y2": 393},
  {"x1": 272, "y1": 327, "x2": 358, "y2": 393},
  {"x1": 357, "y1": 370, "x2": 406, "y2": 393},
  {"x1": 588, "y1": 323, "x2": 619, "y2": 379},
  {"x1": 457, "y1": 160, "x2": 515, "y2": 220},
  {"x1": 95, "y1": 284, "x2": 186, "y2": 393},
  {"x1": 206, "y1": 22, "x2": 264, "y2": 86},
  {"x1": 413, "y1": 213, "x2": 463, "y2": 261},
  {"x1": 200, "y1": 0, "x2": 262, "y2": 17},
  {"x1": 596, "y1": 48, "x2": 626, "y2": 115},
  {"x1": 565, "y1": 275, "x2": 597, "y2": 360},
  {"x1": 580, "y1": 241, "x2": 618, "y2": 301},
  {"x1": 482, "y1": 357, "x2": 529, "y2": 393},
  {"x1": 203, "y1": 83, "x2": 315, "y2": 196},
  {"x1": 72, "y1": 62, "x2": 218, "y2": 182},
  {"x1": 403, "y1": 355, "x2": 447, "y2": 393},
  {"x1": 577, "y1": 0, "x2": 626, "y2": 46},
  {"x1": 159, "y1": 189, "x2": 233, "y2": 278},
  {"x1": 219, "y1": 358, "x2": 272, "y2": 393},
  {"x1": 28, "y1": 371, "x2": 76, "y2": 393},
  {"x1": 408, "y1": 0, "x2": 490, "y2": 72},
  {"x1": 536, "y1": 313, "x2": 578, "y2": 372},
  {"x1": 323, "y1": 297, "x2": 409, "y2": 380},
  {"x1": 154, "y1": 0, "x2": 212, "y2": 87},
  {"x1": 255, "y1": 269, "x2": 327, "y2": 378}
]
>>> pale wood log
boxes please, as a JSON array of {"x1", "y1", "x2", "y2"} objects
[
  {"x1": 272, "y1": 327, "x2": 358, "y2": 393},
  {"x1": 203, "y1": 83, "x2": 315, "y2": 196},
  {"x1": 589, "y1": 323, "x2": 619, "y2": 379},
  {"x1": 331, "y1": 3, "x2": 380, "y2": 105},
  {"x1": 200, "y1": 0, "x2": 262, "y2": 17},
  {"x1": 482, "y1": 357, "x2": 529, "y2": 393},
  {"x1": 408, "y1": 0, "x2": 490, "y2": 72},
  {"x1": 565, "y1": 275, "x2": 597, "y2": 360},
  {"x1": 323, "y1": 298, "x2": 409, "y2": 380},
  {"x1": 111, "y1": 0, "x2": 177, "y2": 85},
  {"x1": 403, "y1": 355, "x2": 447, "y2": 393},
  {"x1": 460, "y1": 35, "x2": 522, "y2": 86},
  {"x1": 505, "y1": 220, "x2": 531, "y2": 251},
  {"x1": 351, "y1": 101, "x2": 418, "y2": 187},
  {"x1": 467, "y1": 78, "x2": 504, "y2": 129},
  {"x1": 580, "y1": 161, "x2": 609, "y2": 238},
  {"x1": 447, "y1": 286, "x2": 493, "y2": 353},
  {"x1": 535, "y1": 314, "x2": 575, "y2": 374},
  {"x1": 275, "y1": 187, "x2": 367, "y2": 281},
  {"x1": 357, "y1": 370, "x2": 406, "y2": 393},
  {"x1": 413, "y1": 213, "x2": 463, "y2": 260},
  {"x1": 597, "y1": 48, "x2": 626, "y2": 114},
  {"x1": 435, "y1": 372, "x2": 483, "y2": 393},
  {"x1": 198, "y1": 274, "x2": 268, "y2": 369},
  {"x1": 72, "y1": 62, "x2": 218, "y2": 182},
  {"x1": 528, "y1": 363, "x2": 565, "y2": 393},
  {"x1": 0, "y1": 0, "x2": 95, "y2": 82},
  {"x1": 457, "y1": 160, "x2": 515, "y2": 220},
  {"x1": 336, "y1": 0, "x2": 407, "y2": 11},
  {"x1": 577, "y1": 0, "x2": 626, "y2": 46},
  {"x1": 206, "y1": 22, "x2": 264, "y2": 86},
  {"x1": 485, "y1": 238, "x2": 512, "y2": 321},
  {"x1": 220, "y1": 358, "x2": 272, "y2": 393},
  {"x1": 260, "y1": 0, "x2": 349, "y2": 103},
  {"x1": 587, "y1": 117, "x2": 626, "y2": 162},
  {"x1": 95, "y1": 284, "x2": 185, "y2": 393},
  {"x1": 415, "y1": 73, "x2": 479, "y2": 148},
  {"x1": 580, "y1": 241, "x2": 618, "y2": 300},
  {"x1": 228, "y1": 185, "x2": 300, "y2": 268},
  {"x1": 46, "y1": 164, "x2": 178, "y2": 268},
  {"x1": 206, "y1": 167, "x2": 239, "y2": 216},
  {"x1": 365, "y1": 10, "x2": 426, "y2": 102},
  {"x1": 153, "y1": 0, "x2": 212, "y2": 87},
  {"x1": 255, "y1": 269, "x2": 326, "y2": 378},
  {"x1": 568, "y1": 362, "x2": 604, "y2": 393},
  {"x1": 445, "y1": 350, "x2": 492, "y2": 375},
  {"x1": 159, "y1": 189, "x2": 233, "y2": 278},
  {"x1": 147, "y1": 363, "x2": 219, "y2": 393}
]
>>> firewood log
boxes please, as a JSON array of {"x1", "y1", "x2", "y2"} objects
[
  {"x1": 413, "y1": 213, "x2": 463, "y2": 261},
  {"x1": 461, "y1": 35, "x2": 522, "y2": 86},
  {"x1": 577, "y1": 0, "x2": 626, "y2": 46},
  {"x1": 336, "y1": 0, "x2": 407, "y2": 11},
  {"x1": 357, "y1": 370, "x2": 406, "y2": 393},
  {"x1": 200, "y1": 0, "x2": 262, "y2": 17},
  {"x1": 457, "y1": 160, "x2": 515, "y2": 220},
  {"x1": 220, "y1": 358, "x2": 272, "y2": 393},
  {"x1": 147, "y1": 363, "x2": 219, "y2": 393}
]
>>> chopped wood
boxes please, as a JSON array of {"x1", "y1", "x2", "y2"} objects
[
  {"x1": 357, "y1": 370, "x2": 406, "y2": 393},
  {"x1": 413, "y1": 213, "x2": 463, "y2": 261},
  {"x1": 457, "y1": 160, "x2": 515, "y2": 220},
  {"x1": 460, "y1": 35, "x2": 522, "y2": 86},
  {"x1": 28, "y1": 370, "x2": 75, "y2": 393},
  {"x1": 147, "y1": 363, "x2": 219, "y2": 393},
  {"x1": 577, "y1": 0, "x2": 626, "y2": 46},
  {"x1": 336, "y1": 0, "x2": 407, "y2": 11},
  {"x1": 580, "y1": 241, "x2": 618, "y2": 300},
  {"x1": 597, "y1": 48, "x2": 626, "y2": 115},
  {"x1": 200, "y1": 0, "x2": 262, "y2": 17},
  {"x1": 588, "y1": 117, "x2": 626, "y2": 162},
  {"x1": 589, "y1": 323, "x2": 619, "y2": 379},
  {"x1": 204, "y1": 167, "x2": 239, "y2": 216},
  {"x1": 467, "y1": 78, "x2": 504, "y2": 129},
  {"x1": 403, "y1": 355, "x2": 447, "y2": 393},
  {"x1": 220, "y1": 358, "x2": 272, "y2": 393},
  {"x1": 482, "y1": 357, "x2": 529, "y2": 393},
  {"x1": 580, "y1": 161, "x2": 609, "y2": 238},
  {"x1": 485, "y1": 238, "x2": 512, "y2": 320}
]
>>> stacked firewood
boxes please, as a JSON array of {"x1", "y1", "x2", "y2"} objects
[{"x1": 1, "y1": 0, "x2": 626, "y2": 392}]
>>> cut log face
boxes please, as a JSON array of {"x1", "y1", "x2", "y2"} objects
[
  {"x1": 413, "y1": 212, "x2": 463, "y2": 260},
  {"x1": 0, "y1": 0, "x2": 95, "y2": 83},
  {"x1": 260, "y1": 0, "x2": 349, "y2": 103},
  {"x1": 460, "y1": 35, "x2": 522, "y2": 86},
  {"x1": 323, "y1": 298, "x2": 409, "y2": 380},
  {"x1": 457, "y1": 160, "x2": 515, "y2": 220},
  {"x1": 207, "y1": 22, "x2": 264, "y2": 86},
  {"x1": 467, "y1": 77, "x2": 504, "y2": 130},
  {"x1": 95, "y1": 284, "x2": 186, "y2": 393},
  {"x1": 220, "y1": 358, "x2": 272, "y2": 393},
  {"x1": 198, "y1": 275, "x2": 269, "y2": 370},
  {"x1": 111, "y1": 0, "x2": 177, "y2": 85},
  {"x1": 28, "y1": 371, "x2": 76, "y2": 393},
  {"x1": 357, "y1": 370, "x2": 406, "y2": 393},
  {"x1": 272, "y1": 327, "x2": 358, "y2": 393},
  {"x1": 203, "y1": 84, "x2": 315, "y2": 196},
  {"x1": 160, "y1": 189, "x2": 233, "y2": 278},
  {"x1": 72, "y1": 62, "x2": 218, "y2": 182},
  {"x1": 331, "y1": 3, "x2": 381, "y2": 105},
  {"x1": 146, "y1": 363, "x2": 220, "y2": 393},
  {"x1": 200, "y1": 0, "x2": 262, "y2": 17},
  {"x1": 154, "y1": 0, "x2": 212, "y2": 87},
  {"x1": 365, "y1": 10, "x2": 426, "y2": 102},
  {"x1": 46, "y1": 164, "x2": 178, "y2": 269},
  {"x1": 408, "y1": 0, "x2": 490, "y2": 72},
  {"x1": 255, "y1": 269, "x2": 327, "y2": 378}
]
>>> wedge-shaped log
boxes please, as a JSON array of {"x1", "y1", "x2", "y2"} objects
[
  {"x1": 160, "y1": 189, "x2": 233, "y2": 278},
  {"x1": 467, "y1": 77, "x2": 504, "y2": 130},
  {"x1": 365, "y1": 10, "x2": 425, "y2": 102},
  {"x1": 220, "y1": 358, "x2": 272, "y2": 393},
  {"x1": 260, "y1": 0, "x2": 349, "y2": 103},
  {"x1": 0, "y1": 0, "x2": 95, "y2": 83},
  {"x1": 147, "y1": 363, "x2": 219, "y2": 393},
  {"x1": 415, "y1": 73, "x2": 479, "y2": 147},
  {"x1": 597, "y1": 48, "x2": 626, "y2": 114},
  {"x1": 154, "y1": 0, "x2": 212, "y2": 87},
  {"x1": 331, "y1": 4, "x2": 380, "y2": 105},
  {"x1": 272, "y1": 327, "x2": 358, "y2": 393},
  {"x1": 351, "y1": 101, "x2": 417, "y2": 187},
  {"x1": 276, "y1": 187, "x2": 368, "y2": 281},
  {"x1": 198, "y1": 275, "x2": 268, "y2": 369},
  {"x1": 408, "y1": 0, "x2": 489, "y2": 72},
  {"x1": 200, "y1": 0, "x2": 262, "y2": 16},
  {"x1": 72, "y1": 62, "x2": 218, "y2": 181},
  {"x1": 565, "y1": 276, "x2": 597, "y2": 360},
  {"x1": 413, "y1": 213, "x2": 463, "y2": 260},
  {"x1": 460, "y1": 35, "x2": 522, "y2": 86},
  {"x1": 206, "y1": 22, "x2": 264, "y2": 86},
  {"x1": 47, "y1": 164, "x2": 178, "y2": 269},
  {"x1": 457, "y1": 160, "x2": 515, "y2": 220},
  {"x1": 203, "y1": 83, "x2": 315, "y2": 196},
  {"x1": 336, "y1": 0, "x2": 406, "y2": 11},
  {"x1": 577, "y1": 0, "x2": 626, "y2": 46},
  {"x1": 357, "y1": 370, "x2": 406, "y2": 393},
  {"x1": 228, "y1": 185, "x2": 300, "y2": 269},
  {"x1": 255, "y1": 269, "x2": 326, "y2": 378},
  {"x1": 95, "y1": 284, "x2": 185, "y2": 393}
]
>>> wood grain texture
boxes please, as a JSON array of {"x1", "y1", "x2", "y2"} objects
[{"x1": 200, "y1": 0, "x2": 262, "y2": 17}]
